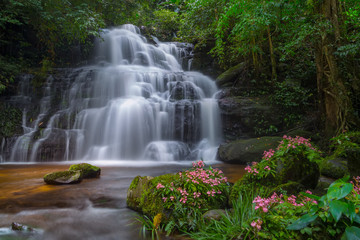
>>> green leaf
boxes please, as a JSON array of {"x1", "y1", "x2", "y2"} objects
[
  {"x1": 354, "y1": 214, "x2": 360, "y2": 224},
  {"x1": 329, "y1": 200, "x2": 349, "y2": 222},
  {"x1": 287, "y1": 214, "x2": 317, "y2": 230},
  {"x1": 344, "y1": 226, "x2": 360, "y2": 240},
  {"x1": 327, "y1": 182, "x2": 353, "y2": 200}
]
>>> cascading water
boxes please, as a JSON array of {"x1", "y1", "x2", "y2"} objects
[{"x1": 5, "y1": 24, "x2": 222, "y2": 163}]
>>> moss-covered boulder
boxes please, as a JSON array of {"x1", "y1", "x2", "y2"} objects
[
  {"x1": 69, "y1": 163, "x2": 101, "y2": 178},
  {"x1": 127, "y1": 174, "x2": 176, "y2": 217},
  {"x1": 127, "y1": 165, "x2": 230, "y2": 218},
  {"x1": 44, "y1": 170, "x2": 82, "y2": 185},
  {"x1": 320, "y1": 157, "x2": 348, "y2": 179},
  {"x1": 272, "y1": 155, "x2": 320, "y2": 189},
  {"x1": 345, "y1": 148, "x2": 360, "y2": 177},
  {"x1": 218, "y1": 137, "x2": 281, "y2": 164}
]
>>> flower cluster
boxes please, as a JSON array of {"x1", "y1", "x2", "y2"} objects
[
  {"x1": 155, "y1": 160, "x2": 229, "y2": 210},
  {"x1": 253, "y1": 191, "x2": 317, "y2": 214},
  {"x1": 278, "y1": 135, "x2": 318, "y2": 152},
  {"x1": 192, "y1": 160, "x2": 205, "y2": 168},
  {"x1": 251, "y1": 219, "x2": 263, "y2": 231},
  {"x1": 263, "y1": 149, "x2": 275, "y2": 161},
  {"x1": 253, "y1": 192, "x2": 284, "y2": 213},
  {"x1": 245, "y1": 162, "x2": 259, "y2": 175}
]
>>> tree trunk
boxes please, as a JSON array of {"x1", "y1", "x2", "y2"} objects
[
  {"x1": 267, "y1": 25, "x2": 277, "y2": 82},
  {"x1": 316, "y1": 0, "x2": 350, "y2": 136}
]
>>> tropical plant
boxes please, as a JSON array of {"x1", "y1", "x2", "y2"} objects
[{"x1": 287, "y1": 176, "x2": 360, "y2": 239}]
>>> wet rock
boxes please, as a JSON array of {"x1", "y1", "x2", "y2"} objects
[
  {"x1": 11, "y1": 222, "x2": 33, "y2": 232},
  {"x1": 69, "y1": 163, "x2": 101, "y2": 178},
  {"x1": 203, "y1": 209, "x2": 226, "y2": 221},
  {"x1": 44, "y1": 170, "x2": 82, "y2": 185},
  {"x1": 218, "y1": 90, "x2": 282, "y2": 139},
  {"x1": 218, "y1": 137, "x2": 281, "y2": 164}
]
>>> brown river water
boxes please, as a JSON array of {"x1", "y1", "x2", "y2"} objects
[{"x1": 0, "y1": 162, "x2": 245, "y2": 240}]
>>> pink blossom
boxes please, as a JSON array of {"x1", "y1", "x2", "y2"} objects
[
  {"x1": 156, "y1": 183, "x2": 165, "y2": 189},
  {"x1": 251, "y1": 219, "x2": 263, "y2": 231}
]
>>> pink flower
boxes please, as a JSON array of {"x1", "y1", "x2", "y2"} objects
[
  {"x1": 251, "y1": 219, "x2": 263, "y2": 231},
  {"x1": 156, "y1": 183, "x2": 165, "y2": 189}
]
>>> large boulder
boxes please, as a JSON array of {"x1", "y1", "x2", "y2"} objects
[
  {"x1": 69, "y1": 163, "x2": 101, "y2": 178},
  {"x1": 44, "y1": 170, "x2": 82, "y2": 185},
  {"x1": 127, "y1": 175, "x2": 172, "y2": 216},
  {"x1": 218, "y1": 137, "x2": 282, "y2": 164},
  {"x1": 218, "y1": 90, "x2": 282, "y2": 139},
  {"x1": 320, "y1": 157, "x2": 348, "y2": 179}
]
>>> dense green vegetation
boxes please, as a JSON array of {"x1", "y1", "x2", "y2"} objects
[{"x1": 132, "y1": 133, "x2": 360, "y2": 239}]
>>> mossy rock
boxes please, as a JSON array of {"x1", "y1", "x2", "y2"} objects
[
  {"x1": 271, "y1": 155, "x2": 320, "y2": 189},
  {"x1": 127, "y1": 173, "x2": 228, "y2": 219},
  {"x1": 127, "y1": 174, "x2": 178, "y2": 217},
  {"x1": 69, "y1": 163, "x2": 101, "y2": 178},
  {"x1": 216, "y1": 62, "x2": 246, "y2": 88},
  {"x1": 345, "y1": 148, "x2": 360, "y2": 177},
  {"x1": 44, "y1": 170, "x2": 82, "y2": 185},
  {"x1": 269, "y1": 181, "x2": 306, "y2": 196},
  {"x1": 320, "y1": 157, "x2": 348, "y2": 179},
  {"x1": 217, "y1": 136, "x2": 282, "y2": 164}
]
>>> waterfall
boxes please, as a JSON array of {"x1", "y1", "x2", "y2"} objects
[{"x1": 6, "y1": 24, "x2": 222, "y2": 162}]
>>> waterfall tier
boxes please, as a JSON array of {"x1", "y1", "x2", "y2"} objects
[{"x1": 3, "y1": 24, "x2": 222, "y2": 163}]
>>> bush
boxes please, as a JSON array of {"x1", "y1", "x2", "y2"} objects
[
  {"x1": 151, "y1": 9, "x2": 180, "y2": 41},
  {"x1": 134, "y1": 160, "x2": 231, "y2": 235},
  {"x1": 230, "y1": 135, "x2": 321, "y2": 202}
]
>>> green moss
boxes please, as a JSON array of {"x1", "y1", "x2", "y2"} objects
[
  {"x1": 269, "y1": 181, "x2": 306, "y2": 196},
  {"x1": 319, "y1": 157, "x2": 348, "y2": 179},
  {"x1": 69, "y1": 163, "x2": 100, "y2": 178},
  {"x1": 129, "y1": 175, "x2": 141, "y2": 190},
  {"x1": 138, "y1": 174, "x2": 177, "y2": 217}
]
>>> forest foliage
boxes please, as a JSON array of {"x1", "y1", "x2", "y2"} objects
[{"x1": 0, "y1": 0, "x2": 359, "y2": 135}]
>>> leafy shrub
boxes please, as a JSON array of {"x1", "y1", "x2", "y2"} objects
[
  {"x1": 330, "y1": 131, "x2": 360, "y2": 157},
  {"x1": 287, "y1": 176, "x2": 360, "y2": 239},
  {"x1": 151, "y1": 9, "x2": 180, "y2": 41},
  {"x1": 270, "y1": 82, "x2": 312, "y2": 127}
]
